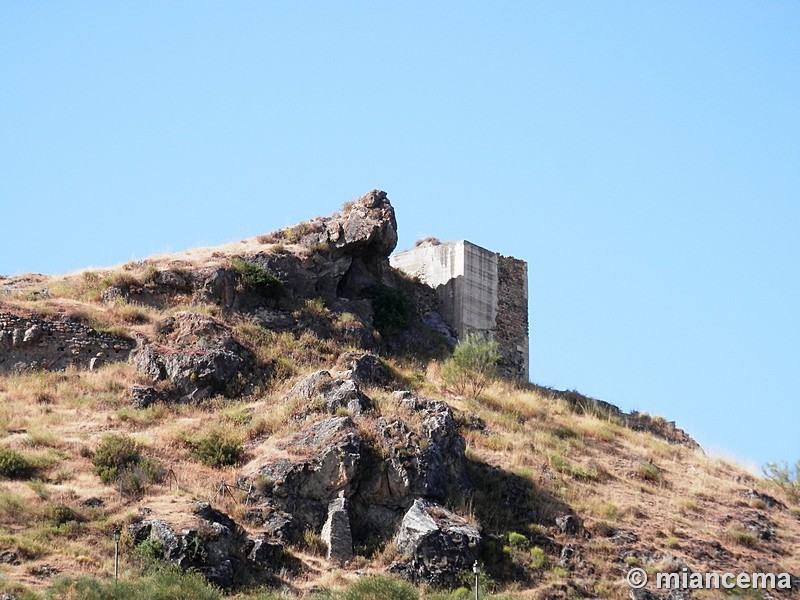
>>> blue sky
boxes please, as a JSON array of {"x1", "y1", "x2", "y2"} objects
[{"x1": 2, "y1": 2, "x2": 798, "y2": 469}]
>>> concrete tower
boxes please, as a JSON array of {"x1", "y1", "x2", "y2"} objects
[{"x1": 390, "y1": 240, "x2": 529, "y2": 381}]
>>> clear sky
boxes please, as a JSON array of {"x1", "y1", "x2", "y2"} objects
[{"x1": 2, "y1": 2, "x2": 798, "y2": 469}]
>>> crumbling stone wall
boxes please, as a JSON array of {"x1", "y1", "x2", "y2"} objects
[
  {"x1": 496, "y1": 255, "x2": 529, "y2": 380},
  {"x1": 0, "y1": 312, "x2": 135, "y2": 373}
]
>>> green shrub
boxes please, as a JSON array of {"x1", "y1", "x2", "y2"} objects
[
  {"x1": 92, "y1": 434, "x2": 142, "y2": 484},
  {"x1": 135, "y1": 536, "x2": 165, "y2": 563},
  {"x1": 726, "y1": 527, "x2": 759, "y2": 549},
  {"x1": 637, "y1": 461, "x2": 661, "y2": 483},
  {"x1": 43, "y1": 504, "x2": 83, "y2": 527},
  {"x1": 190, "y1": 431, "x2": 243, "y2": 468},
  {"x1": 230, "y1": 258, "x2": 283, "y2": 299},
  {"x1": 362, "y1": 284, "x2": 409, "y2": 336},
  {"x1": 0, "y1": 448, "x2": 35, "y2": 479},
  {"x1": 341, "y1": 575, "x2": 418, "y2": 600},
  {"x1": 507, "y1": 531, "x2": 528, "y2": 549},
  {"x1": 442, "y1": 333, "x2": 500, "y2": 399},
  {"x1": 763, "y1": 461, "x2": 800, "y2": 502},
  {"x1": 529, "y1": 545, "x2": 547, "y2": 570}
]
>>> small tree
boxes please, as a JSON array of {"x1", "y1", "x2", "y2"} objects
[
  {"x1": 442, "y1": 333, "x2": 501, "y2": 399},
  {"x1": 763, "y1": 461, "x2": 800, "y2": 503}
]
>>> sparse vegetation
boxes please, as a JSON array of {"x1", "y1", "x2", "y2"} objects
[
  {"x1": 0, "y1": 448, "x2": 36, "y2": 479},
  {"x1": 91, "y1": 434, "x2": 142, "y2": 484},
  {"x1": 341, "y1": 575, "x2": 418, "y2": 600},
  {"x1": 0, "y1": 211, "x2": 796, "y2": 600},
  {"x1": 442, "y1": 333, "x2": 500, "y2": 399},
  {"x1": 189, "y1": 430, "x2": 244, "y2": 468},
  {"x1": 230, "y1": 257, "x2": 283, "y2": 299},
  {"x1": 362, "y1": 283, "x2": 409, "y2": 336},
  {"x1": 763, "y1": 460, "x2": 800, "y2": 503}
]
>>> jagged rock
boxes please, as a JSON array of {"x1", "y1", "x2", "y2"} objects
[
  {"x1": 284, "y1": 370, "x2": 333, "y2": 402},
  {"x1": 247, "y1": 538, "x2": 284, "y2": 565},
  {"x1": 738, "y1": 489, "x2": 786, "y2": 510},
  {"x1": 555, "y1": 514, "x2": 580, "y2": 536},
  {"x1": 129, "y1": 385, "x2": 166, "y2": 409},
  {"x1": 740, "y1": 511, "x2": 776, "y2": 541},
  {"x1": 421, "y1": 311, "x2": 457, "y2": 346},
  {"x1": 284, "y1": 371, "x2": 373, "y2": 417},
  {"x1": 133, "y1": 313, "x2": 254, "y2": 400},
  {"x1": 0, "y1": 551, "x2": 19, "y2": 565},
  {"x1": 198, "y1": 268, "x2": 238, "y2": 308},
  {"x1": 391, "y1": 498, "x2": 480, "y2": 588},
  {"x1": 23, "y1": 325, "x2": 42, "y2": 344},
  {"x1": 129, "y1": 503, "x2": 286, "y2": 589},
  {"x1": 322, "y1": 379, "x2": 372, "y2": 416},
  {"x1": 149, "y1": 269, "x2": 191, "y2": 292},
  {"x1": 250, "y1": 417, "x2": 362, "y2": 531},
  {"x1": 335, "y1": 351, "x2": 393, "y2": 387},
  {"x1": 79, "y1": 497, "x2": 104, "y2": 508},
  {"x1": 28, "y1": 565, "x2": 59, "y2": 578},
  {"x1": 336, "y1": 318, "x2": 377, "y2": 350},
  {"x1": 559, "y1": 545, "x2": 576, "y2": 569},
  {"x1": 400, "y1": 394, "x2": 469, "y2": 499},
  {"x1": 609, "y1": 529, "x2": 639, "y2": 546},
  {"x1": 321, "y1": 497, "x2": 353, "y2": 564},
  {"x1": 258, "y1": 190, "x2": 398, "y2": 299}
]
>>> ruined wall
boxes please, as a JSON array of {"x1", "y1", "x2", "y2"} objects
[
  {"x1": 496, "y1": 255, "x2": 529, "y2": 381},
  {"x1": 390, "y1": 241, "x2": 529, "y2": 381},
  {"x1": 0, "y1": 312, "x2": 136, "y2": 373}
]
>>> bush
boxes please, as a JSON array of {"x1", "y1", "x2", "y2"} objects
[
  {"x1": 442, "y1": 333, "x2": 501, "y2": 398},
  {"x1": 637, "y1": 461, "x2": 661, "y2": 483},
  {"x1": 362, "y1": 284, "x2": 409, "y2": 336},
  {"x1": 190, "y1": 431, "x2": 243, "y2": 468},
  {"x1": 230, "y1": 258, "x2": 283, "y2": 299},
  {"x1": 529, "y1": 545, "x2": 547, "y2": 570},
  {"x1": 0, "y1": 448, "x2": 35, "y2": 479},
  {"x1": 43, "y1": 504, "x2": 84, "y2": 527},
  {"x1": 507, "y1": 531, "x2": 528, "y2": 549},
  {"x1": 92, "y1": 434, "x2": 142, "y2": 484},
  {"x1": 763, "y1": 461, "x2": 800, "y2": 502},
  {"x1": 341, "y1": 575, "x2": 418, "y2": 600}
]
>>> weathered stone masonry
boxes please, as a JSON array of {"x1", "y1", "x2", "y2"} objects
[
  {"x1": 0, "y1": 312, "x2": 135, "y2": 373},
  {"x1": 390, "y1": 240, "x2": 529, "y2": 381}
]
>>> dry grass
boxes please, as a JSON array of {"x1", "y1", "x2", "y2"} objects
[{"x1": 2, "y1": 252, "x2": 800, "y2": 597}]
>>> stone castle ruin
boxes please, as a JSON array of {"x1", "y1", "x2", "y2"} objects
[{"x1": 391, "y1": 239, "x2": 529, "y2": 381}]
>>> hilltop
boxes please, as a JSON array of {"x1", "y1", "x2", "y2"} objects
[{"x1": 0, "y1": 191, "x2": 798, "y2": 600}]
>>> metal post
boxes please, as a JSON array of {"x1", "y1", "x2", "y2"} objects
[
  {"x1": 113, "y1": 530, "x2": 121, "y2": 581},
  {"x1": 473, "y1": 560, "x2": 480, "y2": 600}
]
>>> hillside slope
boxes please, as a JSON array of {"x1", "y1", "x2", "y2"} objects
[{"x1": 0, "y1": 191, "x2": 797, "y2": 600}]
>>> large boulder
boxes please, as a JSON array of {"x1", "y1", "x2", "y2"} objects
[
  {"x1": 284, "y1": 370, "x2": 373, "y2": 417},
  {"x1": 246, "y1": 417, "x2": 363, "y2": 531},
  {"x1": 257, "y1": 190, "x2": 398, "y2": 299},
  {"x1": 390, "y1": 499, "x2": 481, "y2": 588},
  {"x1": 132, "y1": 313, "x2": 255, "y2": 401},
  {"x1": 335, "y1": 351, "x2": 393, "y2": 388},
  {"x1": 321, "y1": 497, "x2": 354, "y2": 564}
]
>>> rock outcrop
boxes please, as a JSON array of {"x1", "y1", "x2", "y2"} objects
[
  {"x1": 390, "y1": 498, "x2": 481, "y2": 588},
  {"x1": 129, "y1": 502, "x2": 288, "y2": 589},
  {"x1": 283, "y1": 370, "x2": 374, "y2": 417},
  {"x1": 133, "y1": 312, "x2": 255, "y2": 401},
  {"x1": 321, "y1": 498, "x2": 354, "y2": 564}
]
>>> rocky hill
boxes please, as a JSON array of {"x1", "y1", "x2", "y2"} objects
[{"x1": 0, "y1": 191, "x2": 798, "y2": 599}]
